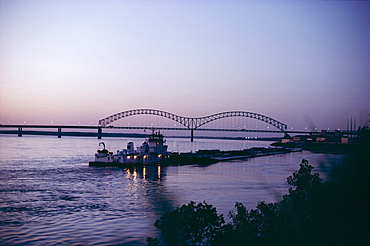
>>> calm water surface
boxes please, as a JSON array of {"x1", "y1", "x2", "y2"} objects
[{"x1": 0, "y1": 135, "x2": 346, "y2": 245}]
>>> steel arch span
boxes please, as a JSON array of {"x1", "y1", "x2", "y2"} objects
[{"x1": 98, "y1": 109, "x2": 287, "y2": 131}]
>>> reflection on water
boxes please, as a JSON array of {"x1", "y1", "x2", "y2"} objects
[
  {"x1": 0, "y1": 135, "x2": 346, "y2": 245},
  {"x1": 125, "y1": 165, "x2": 163, "y2": 181}
]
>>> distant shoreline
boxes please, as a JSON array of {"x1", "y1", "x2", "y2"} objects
[{"x1": 0, "y1": 130, "x2": 280, "y2": 141}]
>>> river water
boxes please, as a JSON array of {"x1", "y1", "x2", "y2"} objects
[{"x1": 0, "y1": 135, "x2": 346, "y2": 245}]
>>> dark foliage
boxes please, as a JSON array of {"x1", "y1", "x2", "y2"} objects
[
  {"x1": 148, "y1": 127, "x2": 370, "y2": 245},
  {"x1": 148, "y1": 201, "x2": 225, "y2": 246}
]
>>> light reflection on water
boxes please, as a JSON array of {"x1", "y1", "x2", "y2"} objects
[{"x1": 0, "y1": 135, "x2": 346, "y2": 245}]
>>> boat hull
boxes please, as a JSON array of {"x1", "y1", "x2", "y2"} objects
[{"x1": 89, "y1": 159, "x2": 171, "y2": 167}]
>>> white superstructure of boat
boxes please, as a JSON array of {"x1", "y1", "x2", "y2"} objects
[{"x1": 89, "y1": 131, "x2": 171, "y2": 166}]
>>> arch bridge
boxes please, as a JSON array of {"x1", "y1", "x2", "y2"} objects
[{"x1": 99, "y1": 109, "x2": 287, "y2": 141}]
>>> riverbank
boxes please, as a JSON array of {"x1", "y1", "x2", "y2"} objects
[{"x1": 271, "y1": 141, "x2": 358, "y2": 154}]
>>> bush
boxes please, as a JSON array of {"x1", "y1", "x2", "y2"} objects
[{"x1": 148, "y1": 201, "x2": 225, "y2": 246}]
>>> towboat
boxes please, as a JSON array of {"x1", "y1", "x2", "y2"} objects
[{"x1": 89, "y1": 131, "x2": 171, "y2": 166}]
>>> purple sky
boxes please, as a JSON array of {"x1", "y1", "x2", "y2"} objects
[{"x1": 1, "y1": 1, "x2": 369, "y2": 130}]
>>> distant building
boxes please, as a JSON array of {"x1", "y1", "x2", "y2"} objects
[
  {"x1": 285, "y1": 130, "x2": 353, "y2": 144},
  {"x1": 281, "y1": 133, "x2": 292, "y2": 143}
]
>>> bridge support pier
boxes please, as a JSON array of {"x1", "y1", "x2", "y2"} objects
[
  {"x1": 58, "y1": 128, "x2": 62, "y2": 138},
  {"x1": 18, "y1": 127, "x2": 22, "y2": 137},
  {"x1": 190, "y1": 129, "x2": 194, "y2": 142},
  {"x1": 98, "y1": 128, "x2": 102, "y2": 139}
]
